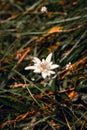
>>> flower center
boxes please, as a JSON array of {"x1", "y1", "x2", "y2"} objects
[{"x1": 40, "y1": 62, "x2": 49, "y2": 72}]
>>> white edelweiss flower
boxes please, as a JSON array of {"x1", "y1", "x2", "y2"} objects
[
  {"x1": 25, "y1": 53, "x2": 59, "y2": 79},
  {"x1": 66, "y1": 62, "x2": 72, "y2": 70},
  {"x1": 41, "y1": 6, "x2": 47, "y2": 13}
]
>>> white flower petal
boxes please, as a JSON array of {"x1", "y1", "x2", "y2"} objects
[
  {"x1": 48, "y1": 71, "x2": 55, "y2": 74},
  {"x1": 69, "y1": 62, "x2": 71, "y2": 65},
  {"x1": 34, "y1": 64, "x2": 40, "y2": 68},
  {"x1": 34, "y1": 69, "x2": 41, "y2": 73},
  {"x1": 42, "y1": 59, "x2": 45, "y2": 63},
  {"x1": 49, "y1": 62, "x2": 53, "y2": 65},
  {"x1": 46, "y1": 53, "x2": 52, "y2": 62},
  {"x1": 50, "y1": 64, "x2": 59, "y2": 69},
  {"x1": 42, "y1": 72, "x2": 48, "y2": 79},
  {"x1": 33, "y1": 57, "x2": 41, "y2": 64},
  {"x1": 25, "y1": 66, "x2": 36, "y2": 70}
]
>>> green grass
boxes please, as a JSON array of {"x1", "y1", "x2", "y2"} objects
[{"x1": 0, "y1": 0, "x2": 87, "y2": 129}]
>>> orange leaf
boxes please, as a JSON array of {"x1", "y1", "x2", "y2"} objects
[
  {"x1": 36, "y1": 26, "x2": 63, "y2": 42},
  {"x1": 18, "y1": 47, "x2": 30, "y2": 64},
  {"x1": 48, "y1": 26, "x2": 63, "y2": 34},
  {"x1": 68, "y1": 91, "x2": 78, "y2": 100}
]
